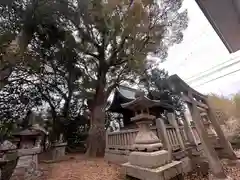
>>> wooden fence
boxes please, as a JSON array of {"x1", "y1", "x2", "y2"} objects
[{"x1": 106, "y1": 125, "x2": 200, "y2": 152}]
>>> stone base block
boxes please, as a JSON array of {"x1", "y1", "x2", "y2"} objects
[
  {"x1": 180, "y1": 157, "x2": 192, "y2": 174},
  {"x1": 129, "y1": 150, "x2": 169, "y2": 168},
  {"x1": 122, "y1": 161, "x2": 182, "y2": 180},
  {"x1": 104, "y1": 152, "x2": 129, "y2": 164}
]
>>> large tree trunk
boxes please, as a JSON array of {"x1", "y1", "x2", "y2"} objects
[
  {"x1": 85, "y1": 103, "x2": 106, "y2": 157},
  {"x1": 85, "y1": 67, "x2": 108, "y2": 157}
]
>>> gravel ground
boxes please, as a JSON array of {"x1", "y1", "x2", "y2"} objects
[
  {"x1": 38, "y1": 155, "x2": 123, "y2": 180},
  {"x1": 37, "y1": 154, "x2": 240, "y2": 180},
  {"x1": 184, "y1": 159, "x2": 240, "y2": 180}
]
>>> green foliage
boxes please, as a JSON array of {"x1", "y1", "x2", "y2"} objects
[
  {"x1": 0, "y1": 81, "x2": 42, "y2": 142},
  {"x1": 64, "y1": 115, "x2": 89, "y2": 151},
  {"x1": 0, "y1": 119, "x2": 15, "y2": 143},
  {"x1": 67, "y1": 0, "x2": 188, "y2": 106},
  {"x1": 0, "y1": 0, "x2": 72, "y2": 87}
]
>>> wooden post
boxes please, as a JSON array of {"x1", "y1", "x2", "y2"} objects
[
  {"x1": 189, "y1": 91, "x2": 228, "y2": 179},
  {"x1": 205, "y1": 98, "x2": 237, "y2": 160},
  {"x1": 167, "y1": 113, "x2": 185, "y2": 150},
  {"x1": 156, "y1": 118, "x2": 172, "y2": 162}
]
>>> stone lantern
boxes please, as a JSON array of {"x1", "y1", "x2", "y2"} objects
[
  {"x1": 121, "y1": 91, "x2": 182, "y2": 180},
  {"x1": 11, "y1": 127, "x2": 47, "y2": 178}
]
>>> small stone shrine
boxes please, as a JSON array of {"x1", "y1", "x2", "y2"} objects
[
  {"x1": 50, "y1": 133, "x2": 67, "y2": 160},
  {"x1": 121, "y1": 91, "x2": 183, "y2": 180}
]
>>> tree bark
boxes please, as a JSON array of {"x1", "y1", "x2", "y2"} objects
[
  {"x1": 49, "y1": 107, "x2": 61, "y2": 142},
  {"x1": 86, "y1": 66, "x2": 108, "y2": 157},
  {"x1": 86, "y1": 104, "x2": 106, "y2": 157}
]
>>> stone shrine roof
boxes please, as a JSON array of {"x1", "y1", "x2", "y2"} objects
[
  {"x1": 108, "y1": 85, "x2": 174, "y2": 113},
  {"x1": 107, "y1": 85, "x2": 137, "y2": 113},
  {"x1": 13, "y1": 123, "x2": 48, "y2": 137},
  {"x1": 121, "y1": 95, "x2": 161, "y2": 111}
]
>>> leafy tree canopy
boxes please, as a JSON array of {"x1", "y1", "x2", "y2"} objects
[{"x1": 0, "y1": 0, "x2": 188, "y2": 157}]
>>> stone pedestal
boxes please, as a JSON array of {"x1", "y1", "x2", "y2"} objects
[
  {"x1": 11, "y1": 147, "x2": 42, "y2": 180},
  {"x1": 123, "y1": 160, "x2": 182, "y2": 180},
  {"x1": 51, "y1": 142, "x2": 67, "y2": 160},
  {"x1": 123, "y1": 136, "x2": 182, "y2": 180}
]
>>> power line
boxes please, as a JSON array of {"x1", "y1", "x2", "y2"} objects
[
  {"x1": 185, "y1": 55, "x2": 240, "y2": 82},
  {"x1": 187, "y1": 59, "x2": 240, "y2": 84},
  {"x1": 193, "y1": 68, "x2": 240, "y2": 88}
]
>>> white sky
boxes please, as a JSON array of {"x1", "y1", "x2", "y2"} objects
[{"x1": 160, "y1": 0, "x2": 240, "y2": 96}]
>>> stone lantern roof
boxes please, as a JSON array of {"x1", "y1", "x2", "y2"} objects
[
  {"x1": 121, "y1": 90, "x2": 161, "y2": 111},
  {"x1": 12, "y1": 124, "x2": 48, "y2": 137},
  {"x1": 31, "y1": 124, "x2": 48, "y2": 135}
]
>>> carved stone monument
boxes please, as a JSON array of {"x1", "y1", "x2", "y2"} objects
[{"x1": 121, "y1": 91, "x2": 183, "y2": 180}]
